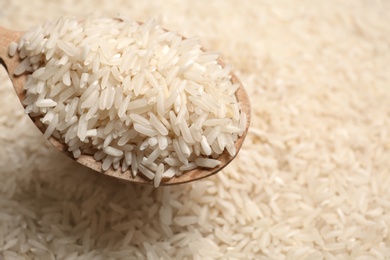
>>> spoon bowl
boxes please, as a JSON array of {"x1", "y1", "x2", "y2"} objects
[{"x1": 0, "y1": 25, "x2": 251, "y2": 185}]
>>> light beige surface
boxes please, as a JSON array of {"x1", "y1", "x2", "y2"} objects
[{"x1": 1, "y1": 0, "x2": 390, "y2": 259}]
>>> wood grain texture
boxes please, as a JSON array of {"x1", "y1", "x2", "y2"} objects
[{"x1": 0, "y1": 26, "x2": 251, "y2": 185}]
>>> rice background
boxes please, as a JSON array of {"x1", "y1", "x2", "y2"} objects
[{"x1": 1, "y1": 0, "x2": 390, "y2": 259}]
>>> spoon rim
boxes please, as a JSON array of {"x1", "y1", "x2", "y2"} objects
[
  {"x1": 0, "y1": 23, "x2": 251, "y2": 186},
  {"x1": 29, "y1": 71, "x2": 251, "y2": 185}
]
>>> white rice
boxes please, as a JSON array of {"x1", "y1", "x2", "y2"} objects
[
  {"x1": 1, "y1": 0, "x2": 390, "y2": 259},
  {"x1": 9, "y1": 14, "x2": 246, "y2": 187},
  {"x1": 8, "y1": 41, "x2": 18, "y2": 57}
]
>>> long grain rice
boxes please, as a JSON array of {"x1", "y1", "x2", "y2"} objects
[
  {"x1": 1, "y1": 1, "x2": 390, "y2": 259},
  {"x1": 9, "y1": 15, "x2": 246, "y2": 186}
]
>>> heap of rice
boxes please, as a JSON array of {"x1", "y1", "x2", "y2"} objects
[
  {"x1": 10, "y1": 16, "x2": 246, "y2": 187},
  {"x1": 1, "y1": 0, "x2": 390, "y2": 259}
]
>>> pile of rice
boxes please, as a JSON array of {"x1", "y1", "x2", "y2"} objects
[
  {"x1": 1, "y1": 0, "x2": 390, "y2": 259},
  {"x1": 10, "y1": 16, "x2": 246, "y2": 187}
]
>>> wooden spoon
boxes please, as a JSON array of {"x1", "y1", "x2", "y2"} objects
[{"x1": 0, "y1": 26, "x2": 251, "y2": 185}]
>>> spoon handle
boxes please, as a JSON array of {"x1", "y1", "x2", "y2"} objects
[{"x1": 0, "y1": 27, "x2": 25, "y2": 100}]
